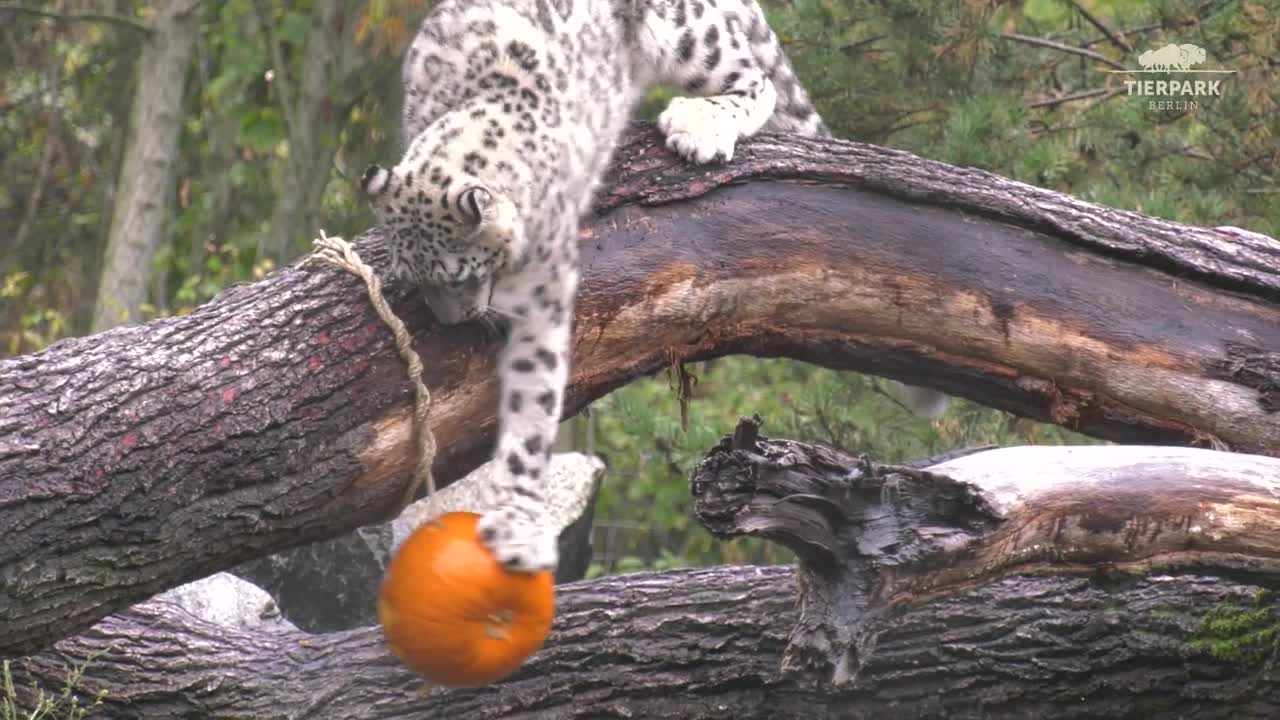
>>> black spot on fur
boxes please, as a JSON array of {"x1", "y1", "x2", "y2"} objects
[
  {"x1": 704, "y1": 45, "x2": 721, "y2": 71},
  {"x1": 507, "y1": 452, "x2": 527, "y2": 476},
  {"x1": 462, "y1": 151, "x2": 488, "y2": 175},
  {"x1": 677, "y1": 29, "x2": 696, "y2": 63},
  {"x1": 536, "y1": 390, "x2": 556, "y2": 416},
  {"x1": 506, "y1": 40, "x2": 539, "y2": 71},
  {"x1": 535, "y1": 348, "x2": 558, "y2": 370},
  {"x1": 512, "y1": 358, "x2": 537, "y2": 373},
  {"x1": 524, "y1": 436, "x2": 544, "y2": 455},
  {"x1": 509, "y1": 392, "x2": 523, "y2": 413},
  {"x1": 534, "y1": 0, "x2": 556, "y2": 32}
]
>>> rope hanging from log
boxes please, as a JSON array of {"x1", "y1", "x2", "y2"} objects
[{"x1": 303, "y1": 231, "x2": 437, "y2": 509}]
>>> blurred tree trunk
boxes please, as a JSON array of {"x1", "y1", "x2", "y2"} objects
[
  {"x1": 84, "y1": 0, "x2": 145, "y2": 331},
  {"x1": 255, "y1": 0, "x2": 364, "y2": 266},
  {"x1": 91, "y1": 0, "x2": 201, "y2": 332},
  {"x1": 199, "y1": 113, "x2": 241, "y2": 268},
  {"x1": 11, "y1": 24, "x2": 61, "y2": 256}
]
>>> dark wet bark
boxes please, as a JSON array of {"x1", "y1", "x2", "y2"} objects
[
  {"x1": 10, "y1": 566, "x2": 1279, "y2": 719},
  {"x1": 691, "y1": 419, "x2": 1280, "y2": 688}
]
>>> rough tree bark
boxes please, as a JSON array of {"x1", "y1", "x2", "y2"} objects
[
  {"x1": 10, "y1": 440, "x2": 1280, "y2": 718},
  {"x1": 90, "y1": 0, "x2": 201, "y2": 332},
  {"x1": 692, "y1": 421, "x2": 1280, "y2": 690},
  {"x1": 2, "y1": 127, "x2": 1278, "y2": 656}
]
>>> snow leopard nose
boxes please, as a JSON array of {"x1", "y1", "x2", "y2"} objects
[
  {"x1": 423, "y1": 293, "x2": 472, "y2": 324},
  {"x1": 421, "y1": 283, "x2": 486, "y2": 325}
]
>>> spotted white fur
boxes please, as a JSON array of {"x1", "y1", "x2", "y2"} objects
[{"x1": 362, "y1": 0, "x2": 834, "y2": 573}]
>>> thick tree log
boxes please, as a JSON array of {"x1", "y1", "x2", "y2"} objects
[
  {"x1": 3, "y1": 126, "x2": 1279, "y2": 654},
  {"x1": 12, "y1": 434, "x2": 1280, "y2": 716},
  {"x1": 691, "y1": 421, "x2": 1280, "y2": 689}
]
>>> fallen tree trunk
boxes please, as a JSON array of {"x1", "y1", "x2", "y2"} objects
[
  {"x1": 12, "y1": 441, "x2": 1280, "y2": 718},
  {"x1": 2, "y1": 126, "x2": 1279, "y2": 654},
  {"x1": 691, "y1": 420, "x2": 1280, "y2": 690}
]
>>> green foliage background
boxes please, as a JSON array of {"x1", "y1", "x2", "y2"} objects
[{"x1": 0, "y1": 0, "x2": 1274, "y2": 573}]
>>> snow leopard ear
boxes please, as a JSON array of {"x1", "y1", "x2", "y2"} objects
[
  {"x1": 360, "y1": 164, "x2": 391, "y2": 196},
  {"x1": 458, "y1": 186, "x2": 492, "y2": 225}
]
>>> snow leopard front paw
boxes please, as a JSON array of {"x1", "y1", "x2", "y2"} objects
[
  {"x1": 658, "y1": 97, "x2": 740, "y2": 164},
  {"x1": 477, "y1": 506, "x2": 559, "y2": 573}
]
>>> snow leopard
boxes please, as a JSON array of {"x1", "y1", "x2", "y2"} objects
[{"x1": 360, "y1": 0, "x2": 946, "y2": 573}]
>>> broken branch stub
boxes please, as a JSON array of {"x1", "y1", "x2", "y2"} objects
[{"x1": 690, "y1": 417, "x2": 1280, "y2": 685}]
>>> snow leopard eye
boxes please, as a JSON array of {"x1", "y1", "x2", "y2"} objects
[{"x1": 458, "y1": 186, "x2": 491, "y2": 224}]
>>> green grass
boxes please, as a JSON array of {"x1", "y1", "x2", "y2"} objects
[{"x1": 1, "y1": 655, "x2": 106, "y2": 720}]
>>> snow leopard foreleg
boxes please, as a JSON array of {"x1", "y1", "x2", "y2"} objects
[
  {"x1": 650, "y1": 1, "x2": 799, "y2": 162},
  {"x1": 656, "y1": 42, "x2": 776, "y2": 163},
  {"x1": 474, "y1": 228, "x2": 579, "y2": 573}
]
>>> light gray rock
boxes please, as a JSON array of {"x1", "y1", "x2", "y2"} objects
[
  {"x1": 153, "y1": 571, "x2": 297, "y2": 633},
  {"x1": 228, "y1": 452, "x2": 606, "y2": 632}
]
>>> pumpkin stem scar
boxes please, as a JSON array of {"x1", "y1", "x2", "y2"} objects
[
  {"x1": 300, "y1": 231, "x2": 437, "y2": 510},
  {"x1": 485, "y1": 609, "x2": 515, "y2": 640}
]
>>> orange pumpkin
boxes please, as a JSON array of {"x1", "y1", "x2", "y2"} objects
[{"x1": 377, "y1": 511, "x2": 555, "y2": 688}]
